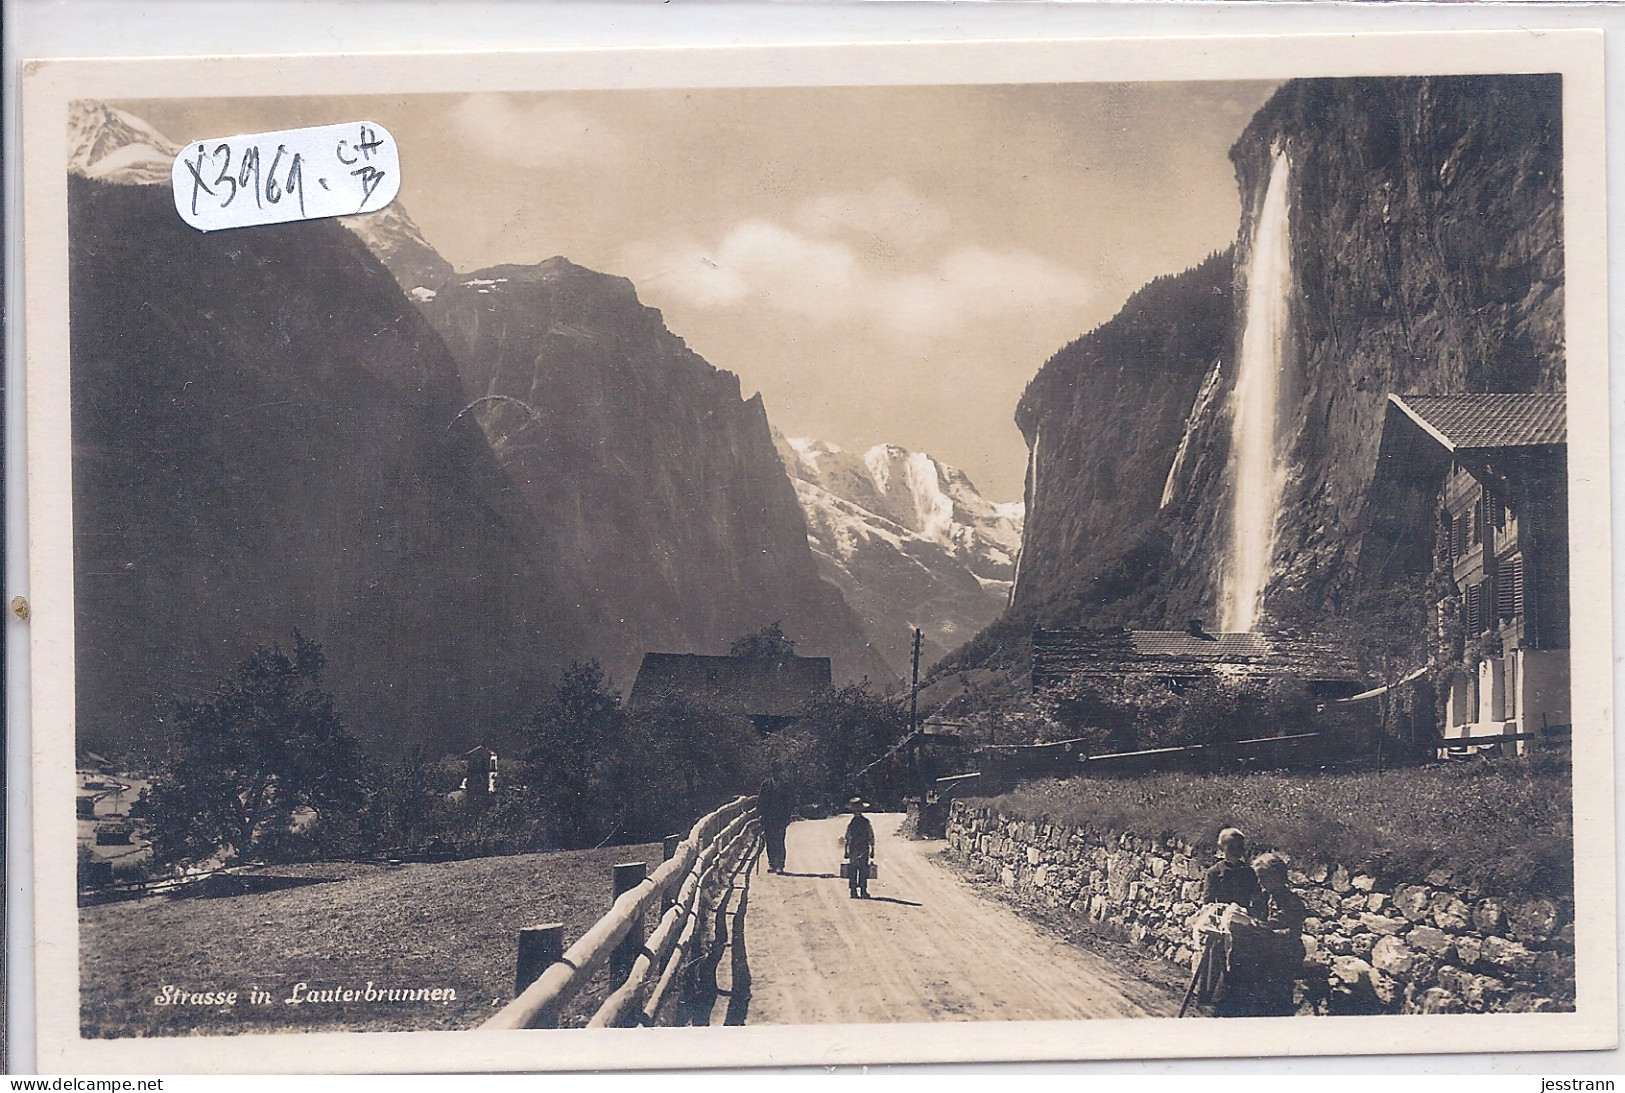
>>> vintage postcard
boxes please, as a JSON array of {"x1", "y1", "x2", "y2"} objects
[{"x1": 19, "y1": 29, "x2": 1615, "y2": 1072}]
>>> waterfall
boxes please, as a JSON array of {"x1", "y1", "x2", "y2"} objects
[
  {"x1": 1160, "y1": 358, "x2": 1225, "y2": 510},
  {"x1": 1220, "y1": 148, "x2": 1293, "y2": 633},
  {"x1": 1008, "y1": 424, "x2": 1039, "y2": 607}
]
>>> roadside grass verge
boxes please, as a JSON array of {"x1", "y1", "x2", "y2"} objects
[
  {"x1": 984, "y1": 754, "x2": 1571, "y2": 897},
  {"x1": 80, "y1": 840, "x2": 663, "y2": 1038}
]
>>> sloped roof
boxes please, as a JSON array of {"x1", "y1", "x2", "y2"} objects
[
  {"x1": 1032, "y1": 627, "x2": 1359, "y2": 681},
  {"x1": 1123, "y1": 630, "x2": 1273, "y2": 659},
  {"x1": 629, "y1": 652, "x2": 832, "y2": 718},
  {"x1": 1388, "y1": 394, "x2": 1566, "y2": 452}
]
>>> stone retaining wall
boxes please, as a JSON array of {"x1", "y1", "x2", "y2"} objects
[{"x1": 946, "y1": 800, "x2": 1575, "y2": 1015}]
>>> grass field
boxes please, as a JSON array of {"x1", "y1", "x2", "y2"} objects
[
  {"x1": 986, "y1": 753, "x2": 1572, "y2": 897},
  {"x1": 80, "y1": 841, "x2": 663, "y2": 1038}
]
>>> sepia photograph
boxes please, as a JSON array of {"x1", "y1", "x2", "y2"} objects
[{"x1": 19, "y1": 30, "x2": 1614, "y2": 1071}]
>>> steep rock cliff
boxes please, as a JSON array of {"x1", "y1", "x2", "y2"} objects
[
  {"x1": 1009, "y1": 250, "x2": 1234, "y2": 629},
  {"x1": 70, "y1": 177, "x2": 577, "y2": 758},
  {"x1": 1232, "y1": 75, "x2": 1563, "y2": 622},
  {"x1": 1006, "y1": 74, "x2": 1562, "y2": 638},
  {"x1": 419, "y1": 261, "x2": 891, "y2": 685}
]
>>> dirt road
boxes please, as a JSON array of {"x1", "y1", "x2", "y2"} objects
[{"x1": 740, "y1": 814, "x2": 1177, "y2": 1024}]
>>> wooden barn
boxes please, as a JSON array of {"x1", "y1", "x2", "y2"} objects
[
  {"x1": 1032, "y1": 625, "x2": 1364, "y2": 699},
  {"x1": 1367, "y1": 392, "x2": 1569, "y2": 753},
  {"x1": 1031, "y1": 624, "x2": 1365, "y2": 741},
  {"x1": 628, "y1": 652, "x2": 833, "y2": 734}
]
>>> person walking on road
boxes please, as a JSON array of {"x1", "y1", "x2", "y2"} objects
[
  {"x1": 758, "y1": 765, "x2": 793, "y2": 873},
  {"x1": 842, "y1": 799, "x2": 875, "y2": 899}
]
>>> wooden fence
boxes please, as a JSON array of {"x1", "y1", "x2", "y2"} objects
[
  {"x1": 936, "y1": 730, "x2": 1385, "y2": 796},
  {"x1": 482, "y1": 794, "x2": 760, "y2": 1030}
]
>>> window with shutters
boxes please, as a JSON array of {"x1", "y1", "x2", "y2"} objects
[
  {"x1": 1465, "y1": 583, "x2": 1482, "y2": 633},
  {"x1": 1483, "y1": 489, "x2": 1504, "y2": 535},
  {"x1": 1450, "y1": 510, "x2": 1469, "y2": 559},
  {"x1": 1496, "y1": 554, "x2": 1525, "y2": 620}
]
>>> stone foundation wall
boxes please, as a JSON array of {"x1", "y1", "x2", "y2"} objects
[{"x1": 946, "y1": 800, "x2": 1575, "y2": 1015}]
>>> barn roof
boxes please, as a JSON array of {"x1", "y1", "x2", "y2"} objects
[
  {"x1": 1032, "y1": 627, "x2": 1360, "y2": 682},
  {"x1": 629, "y1": 652, "x2": 832, "y2": 718},
  {"x1": 1388, "y1": 394, "x2": 1566, "y2": 452}
]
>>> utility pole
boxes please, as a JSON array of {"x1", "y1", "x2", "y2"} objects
[
  {"x1": 909, "y1": 627, "x2": 922, "y2": 735},
  {"x1": 908, "y1": 628, "x2": 923, "y2": 793}
]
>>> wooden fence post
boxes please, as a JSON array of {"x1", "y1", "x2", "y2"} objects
[
  {"x1": 515, "y1": 923, "x2": 564, "y2": 998},
  {"x1": 661, "y1": 835, "x2": 680, "y2": 910},
  {"x1": 611, "y1": 861, "x2": 647, "y2": 978}
]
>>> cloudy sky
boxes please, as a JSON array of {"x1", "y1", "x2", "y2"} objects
[{"x1": 132, "y1": 81, "x2": 1277, "y2": 500}]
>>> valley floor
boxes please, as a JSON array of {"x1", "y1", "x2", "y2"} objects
[{"x1": 79, "y1": 841, "x2": 663, "y2": 1037}]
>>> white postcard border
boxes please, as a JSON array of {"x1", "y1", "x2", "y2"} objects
[{"x1": 19, "y1": 28, "x2": 1615, "y2": 1072}]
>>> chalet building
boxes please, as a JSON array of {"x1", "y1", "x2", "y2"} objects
[
  {"x1": 1031, "y1": 625, "x2": 1363, "y2": 738},
  {"x1": 629, "y1": 652, "x2": 832, "y2": 734},
  {"x1": 462, "y1": 745, "x2": 499, "y2": 796},
  {"x1": 1369, "y1": 393, "x2": 1568, "y2": 751}
]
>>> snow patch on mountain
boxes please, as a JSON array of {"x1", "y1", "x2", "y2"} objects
[
  {"x1": 776, "y1": 430, "x2": 1023, "y2": 672},
  {"x1": 68, "y1": 102, "x2": 181, "y2": 186},
  {"x1": 786, "y1": 435, "x2": 842, "y2": 473},
  {"x1": 338, "y1": 203, "x2": 455, "y2": 297}
]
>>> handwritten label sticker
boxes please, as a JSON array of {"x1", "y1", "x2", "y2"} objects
[{"x1": 172, "y1": 121, "x2": 400, "y2": 232}]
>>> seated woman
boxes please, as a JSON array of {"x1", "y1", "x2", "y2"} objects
[
  {"x1": 1225, "y1": 851, "x2": 1309, "y2": 1017},
  {"x1": 1202, "y1": 827, "x2": 1261, "y2": 907},
  {"x1": 1189, "y1": 828, "x2": 1260, "y2": 1012}
]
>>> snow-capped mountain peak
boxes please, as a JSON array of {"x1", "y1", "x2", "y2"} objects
[
  {"x1": 784, "y1": 435, "x2": 843, "y2": 474},
  {"x1": 68, "y1": 101, "x2": 181, "y2": 186},
  {"x1": 336, "y1": 203, "x2": 454, "y2": 297},
  {"x1": 773, "y1": 429, "x2": 1024, "y2": 673},
  {"x1": 780, "y1": 432, "x2": 1022, "y2": 580}
]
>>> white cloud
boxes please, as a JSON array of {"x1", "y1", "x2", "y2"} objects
[
  {"x1": 624, "y1": 218, "x2": 1091, "y2": 346},
  {"x1": 452, "y1": 94, "x2": 625, "y2": 168},
  {"x1": 882, "y1": 246, "x2": 1093, "y2": 337},
  {"x1": 793, "y1": 180, "x2": 949, "y2": 249}
]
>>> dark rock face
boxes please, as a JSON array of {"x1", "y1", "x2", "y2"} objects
[
  {"x1": 1234, "y1": 75, "x2": 1563, "y2": 621},
  {"x1": 70, "y1": 178, "x2": 577, "y2": 757},
  {"x1": 1010, "y1": 251, "x2": 1234, "y2": 628},
  {"x1": 338, "y1": 205, "x2": 454, "y2": 300},
  {"x1": 1008, "y1": 74, "x2": 1562, "y2": 633},
  {"x1": 419, "y1": 260, "x2": 890, "y2": 686}
]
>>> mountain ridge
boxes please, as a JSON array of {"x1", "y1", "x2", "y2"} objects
[
  {"x1": 774, "y1": 431, "x2": 1022, "y2": 674},
  {"x1": 66, "y1": 101, "x2": 894, "y2": 760}
]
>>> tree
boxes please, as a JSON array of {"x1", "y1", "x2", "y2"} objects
[
  {"x1": 729, "y1": 621, "x2": 797, "y2": 660},
  {"x1": 360, "y1": 745, "x2": 439, "y2": 851},
  {"x1": 146, "y1": 632, "x2": 363, "y2": 866},
  {"x1": 523, "y1": 659, "x2": 627, "y2": 848},
  {"x1": 790, "y1": 682, "x2": 909, "y2": 807},
  {"x1": 618, "y1": 693, "x2": 763, "y2": 839}
]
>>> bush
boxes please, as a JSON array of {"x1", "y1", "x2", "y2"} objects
[
  {"x1": 987, "y1": 752, "x2": 1572, "y2": 897},
  {"x1": 145, "y1": 633, "x2": 363, "y2": 866},
  {"x1": 614, "y1": 693, "x2": 765, "y2": 841},
  {"x1": 1040, "y1": 673, "x2": 1317, "y2": 754}
]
